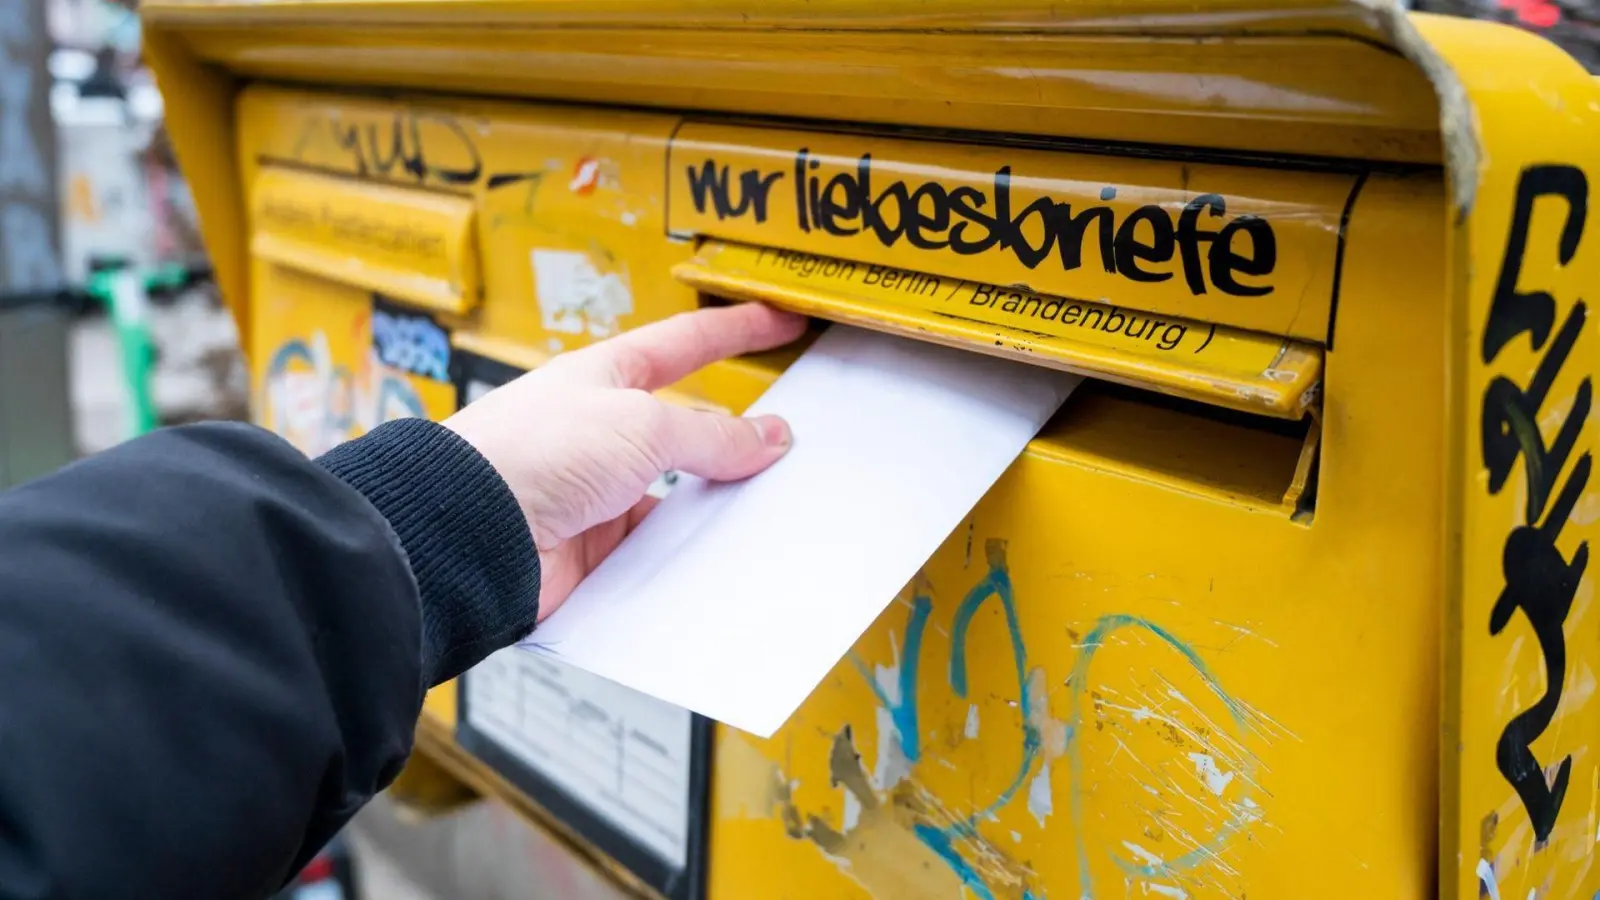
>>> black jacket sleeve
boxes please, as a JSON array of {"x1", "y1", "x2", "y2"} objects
[{"x1": 0, "y1": 418, "x2": 540, "y2": 900}]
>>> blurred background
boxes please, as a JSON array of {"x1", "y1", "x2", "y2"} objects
[{"x1": 11, "y1": 1, "x2": 1598, "y2": 898}]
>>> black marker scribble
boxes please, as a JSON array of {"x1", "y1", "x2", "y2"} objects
[
  {"x1": 685, "y1": 149, "x2": 1279, "y2": 298},
  {"x1": 297, "y1": 108, "x2": 543, "y2": 192},
  {"x1": 1481, "y1": 163, "x2": 1590, "y2": 843}
]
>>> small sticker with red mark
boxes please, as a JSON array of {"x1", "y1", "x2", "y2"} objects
[{"x1": 570, "y1": 157, "x2": 601, "y2": 195}]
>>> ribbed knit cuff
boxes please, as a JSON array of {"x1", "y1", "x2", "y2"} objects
[{"x1": 316, "y1": 418, "x2": 540, "y2": 688}]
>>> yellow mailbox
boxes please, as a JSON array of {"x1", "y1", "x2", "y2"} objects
[{"x1": 142, "y1": 2, "x2": 1600, "y2": 898}]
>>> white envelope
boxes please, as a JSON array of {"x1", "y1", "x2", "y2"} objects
[{"x1": 520, "y1": 324, "x2": 1080, "y2": 737}]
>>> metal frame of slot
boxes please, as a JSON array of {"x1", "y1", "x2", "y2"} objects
[{"x1": 450, "y1": 348, "x2": 715, "y2": 900}]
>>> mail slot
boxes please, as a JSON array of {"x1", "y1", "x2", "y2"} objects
[{"x1": 145, "y1": 3, "x2": 1600, "y2": 899}]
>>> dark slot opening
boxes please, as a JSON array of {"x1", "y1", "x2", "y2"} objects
[
  {"x1": 697, "y1": 291, "x2": 1319, "y2": 517},
  {"x1": 1085, "y1": 380, "x2": 1313, "y2": 443}
]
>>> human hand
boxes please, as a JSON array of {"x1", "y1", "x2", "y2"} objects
[{"x1": 442, "y1": 303, "x2": 807, "y2": 619}]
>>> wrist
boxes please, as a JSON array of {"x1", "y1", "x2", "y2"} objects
[{"x1": 316, "y1": 418, "x2": 542, "y2": 686}]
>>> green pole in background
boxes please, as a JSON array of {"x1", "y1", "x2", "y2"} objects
[{"x1": 85, "y1": 263, "x2": 194, "y2": 439}]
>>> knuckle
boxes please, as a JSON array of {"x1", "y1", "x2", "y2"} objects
[
  {"x1": 590, "y1": 390, "x2": 669, "y2": 467},
  {"x1": 608, "y1": 347, "x2": 654, "y2": 388},
  {"x1": 706, "y1": 411, "x2": 751, "y2": 449},
  {"x1": 616, "y1": 389, "x2": 669, "y2": 429},
  {"x1": 675, "y1": 309, "x2": 718, "y2": 349},
  {"x1": 604, "y1": 386, "x2": 653, "y2": 412},
  {"x1": 539, "y1": 351, "x2": 596, "y2": 383}
]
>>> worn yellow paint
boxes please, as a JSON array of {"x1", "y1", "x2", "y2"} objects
[
  {"x1": 145, "y1": 1, "x2": 1446, "y2": 167},
  {"x1": 677, "y1": 239, "x2": 1322, "y2": 418},
  {"x1": 452, "y1": 331, "x2": 553, "y2": 374},
  {"x1": 252, "y1": 168, "x2": 482, "y2": 315},
  {"x1": 142, "y1": 1, "x2": 1600, "y2": 897}
]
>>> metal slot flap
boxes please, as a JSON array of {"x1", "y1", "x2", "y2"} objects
[
  {"x1": 250, "y1": 167, "x2": 481, "y2": 315},
  {"x1": 675, "y1": 239, "x2": 1321, "y2": 419}
]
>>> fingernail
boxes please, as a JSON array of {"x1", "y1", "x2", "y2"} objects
[{"x1": 758, "y1": 416, "x2": 792, "y2": 449}]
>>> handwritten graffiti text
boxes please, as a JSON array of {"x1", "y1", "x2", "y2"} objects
[
  {"x1": 685, "y1": 150, "x2": 1279, "y2": 297},
  {"x1": 1481, "y1": 164, "x2": 1591, "y2": 842}
]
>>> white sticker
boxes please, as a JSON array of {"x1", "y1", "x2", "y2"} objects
[{"x1": 530, "y1": 249, "x2": 633, "y2": 338}]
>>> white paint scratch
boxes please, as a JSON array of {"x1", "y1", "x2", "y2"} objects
[
  {"x1": 869, "y1": 636, "x2": 913, "y2": 789},
  {"x1": 1211, "y1": 618, "x2": 1280, "y2": 649},
  {"x1": 1477, "y1": 858, "x2": 1501, "y2": 900},
  {"x1": 1010, "y1": 830, "x2": 1022, "y2": 843},
  {"x1": 1112, "y1": 734, "x2": 1208, "y2": 810},
  {"x1": 1098, "y1": 697, "x2": 1166, "y2": 727},
  {"x1": 965, "y1": 704, "x2": 980, "y2": 740},
  {"x1": 1560, "y1": 661, "x2": 1597, "y2": 716},
  {"x1": 1146, "y1": 886, "x2": 1188, "y2": 900},
  {"x1": 1122, "y1": 841, "x2": 1165, "y2": 867},
  {"x1": 1187, "y1": 753, "x2": 1236, "y2": 797},
  {"x1": 842, "y1": 786, "x2": 861, "y2": 831},
  {"x1": 1229, "y1": 796, "x2": 1265, "y2": 827},
  {"x1": 872, "y1": 706, "x2": 912, "y2": 791},
  {"x1": 1027, "y1": 761, "x2": 1053, "y2": 825},
  {"x1": 874, "y1": 632, "x2": 902, "y2": 704}
]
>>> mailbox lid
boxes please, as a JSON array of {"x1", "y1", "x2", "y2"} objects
[
  {"x1": 676, "y1": 239, "x2": 1324, "y2": 419},
  {"x1": 251, "y1": 167, "x2": 482, "y2": 315},
  {"x1": 143, "y1": 0, "x2": 1446, "y2": 350}
]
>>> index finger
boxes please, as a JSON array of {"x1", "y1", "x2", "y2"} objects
[{"x1": 578, "y1": 303, "x2": 807, "y2": 390}]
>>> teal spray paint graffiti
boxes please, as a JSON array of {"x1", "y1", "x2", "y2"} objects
[
  {"x1": 845, "y1": 542, "x2": 1260, "y2": 899},
  {"x1": 1064, "y1": 615, "x2": 1260, "y2": 898},
  {"x1": 263, "y1": 333, "x2": 424, "y2": 456},
  {"x1": 948, "y1": 559, "x2": 1040, "y2": 835}
]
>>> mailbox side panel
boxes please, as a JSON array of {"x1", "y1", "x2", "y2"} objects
[{"x1": 1430, "y1": 15, "x2": 1600, "y2": 900}]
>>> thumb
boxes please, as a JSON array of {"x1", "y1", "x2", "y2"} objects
[{"x1": 650, "y1": 404, "x2": 793, "y2": 482}]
